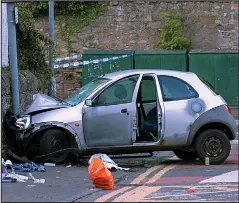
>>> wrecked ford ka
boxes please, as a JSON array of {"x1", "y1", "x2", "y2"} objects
[{"x1": 3, "y1": 69, "x2": 237, "y2": 164}]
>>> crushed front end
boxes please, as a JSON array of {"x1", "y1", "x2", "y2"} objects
[{"x1": 3, "y1": 110, "x2": 34, "y2": 157}]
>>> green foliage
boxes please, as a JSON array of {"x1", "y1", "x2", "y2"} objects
[
  {"x1": 12, "y1": 2, "x2": 106, "y2": 92},
  {"x1": 15, "y1": 3, "x2": 50, "y2": 92},
  {"x1": 22, "y1": 2, "x2": 107, "y2": 55},
  {"x1": 1, "y1": 67, "x2": 10, "y2": 75},
  {"x1": 158, "y1": 11, "x2": 191, "y2": 50}
]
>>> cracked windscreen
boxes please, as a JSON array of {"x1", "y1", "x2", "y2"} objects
[{"x1": 64, "y1": 78, "x2": 110, "y2": 106}]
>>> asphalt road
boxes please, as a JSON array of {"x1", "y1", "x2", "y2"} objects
[
  {"x1": 2, "y1": 142, "x2": 238, "y2": 202},
  {"x1": 77, "y1": 142, "x2": 239, "y2": 202}
]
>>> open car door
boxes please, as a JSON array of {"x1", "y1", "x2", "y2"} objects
[{"x1": 82, "y1": 75, "x2": 140, "y2": 147}]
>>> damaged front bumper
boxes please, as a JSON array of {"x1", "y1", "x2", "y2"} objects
[
  {"x1": 3, "y1": 110, "x2": 34, "y2": 155},
  {"x1": 3, "y1": 110, "x2": 82, "y2": 163}
]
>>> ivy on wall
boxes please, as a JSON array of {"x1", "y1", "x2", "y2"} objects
[
  {"x1": 15, "y1": 3, "x2": 51, "y2": 92},
  {"x1": 56, "y1": 2, "x2": 107, "y2": 55},
  {"x1": 158, "y1": 11, "x2": 191, "y2": 50},
  {"x1": 24, "y1": 2, "x2": 107, "y2": 55}
]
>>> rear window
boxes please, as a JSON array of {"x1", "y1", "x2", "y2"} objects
[{"x1": 201, "y1": 79, "x2": 219, "y2": 95}]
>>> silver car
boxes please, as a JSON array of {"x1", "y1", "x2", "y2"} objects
[{"x1": 4, "y1": 69, "x2": 237, "y2": 164}]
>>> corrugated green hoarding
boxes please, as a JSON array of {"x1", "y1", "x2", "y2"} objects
[
  {"x1": 134, "y1": 50, "x2": 187, "y2": 71},
  {"x1": 82, "y1": 50, "x2": 134, "y2": 85},
  {"x1": 189, "y1": 49, "x2": 239, "y2": 106}
]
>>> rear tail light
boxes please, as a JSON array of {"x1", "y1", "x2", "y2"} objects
[{"x1": 224, "y1": 105, "x2": 232, "y2": 115}]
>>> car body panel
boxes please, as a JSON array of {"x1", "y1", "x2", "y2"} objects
[
  {"x1": 31, "y1": 104, "x2": 84, "y2": 124},
  {"x1": 187, "y1": 105, "x2": 237, "y2": 145},
  {"x1": 24, "y1": 93, "x2": 69, "y2": 114},
  {"x1": 31, "y1": 121, "x2": 82, "y2": 150},
  {"x1": 82, "y1": 103, "x2": 136, "y2": 147}
]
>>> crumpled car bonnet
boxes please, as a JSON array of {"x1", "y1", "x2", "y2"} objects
[{"x1": 24, "y1": 93, "x2": 67, "y2": 114}]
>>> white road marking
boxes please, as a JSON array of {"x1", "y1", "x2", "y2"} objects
[{"x1": 199, "y1": 170, "x2": 239, "y2": 184}]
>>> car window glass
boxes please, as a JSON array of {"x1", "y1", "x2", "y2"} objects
[
  {"x1": 157, "y1": 75, "x2": 198, "y2": 101},
  {"x1": 141, "y1": 77, "x2": 157, "y2": 102},
  {"x1": 96, "y1": 75, "x2": 139, "y2": 106}
]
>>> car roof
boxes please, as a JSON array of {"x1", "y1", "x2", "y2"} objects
[{"x1": 102, "y1": 69, "x2": 197, "y2": 81}]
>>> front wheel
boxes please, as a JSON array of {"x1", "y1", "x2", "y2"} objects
[
  {"x1": 195, "y1": 129, "x2": 231, "y2": 165},
  {"x1": 40, "y1": 129, "x2": 70, "y2": 163},
  {"x1": 173, "y1": 150, "x2": 198, "y2": 160}
]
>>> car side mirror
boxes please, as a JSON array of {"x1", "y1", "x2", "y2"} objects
[{"x1": 85, "y1": 99, "x2": 95, "y2": 107}]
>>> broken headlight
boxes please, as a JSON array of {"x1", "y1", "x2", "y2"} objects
[{"x1": 15, "y1": 115, "x2": 31, "y2": 130}]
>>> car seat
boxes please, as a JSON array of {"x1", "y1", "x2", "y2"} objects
[
  {"x1": 114, "y1": 84, "x2": 127, "y2": 101},
  {"x1": 143, "y1": 107, "x2": 158, "y2": 141}
]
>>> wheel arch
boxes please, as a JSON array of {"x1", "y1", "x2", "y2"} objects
[
  {"x1": 25, "y1": 124, "x2": 80, "y2": 152},
  {"x1": 187, "y1": 105, "x2": 237, "y2": 146},
  {"x1": 191, "y1": 122, "x2": 233, "y2": 146}
]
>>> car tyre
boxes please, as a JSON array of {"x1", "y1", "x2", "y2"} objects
[
  {"x1": 195, "y1": 129, "x2": 231, "y2": 165},
  {"x1": 173, "y1": 150, "x2": 198, "y2": 160},
  {"x1": 40, "y1": 129, "x2": 70, "y2": 163}
]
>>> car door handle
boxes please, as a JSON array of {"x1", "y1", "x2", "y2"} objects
[{"x1": 121, "y1": 108, "x2": 128, "y2": 113}]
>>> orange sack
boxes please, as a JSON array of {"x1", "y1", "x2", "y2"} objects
[{"x1": 88, "y1": 157, "x2": 114, "y2": 190}]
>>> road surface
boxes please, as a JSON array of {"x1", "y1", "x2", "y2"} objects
[{"x1": 2, "y1": 141, "x2": 238, "y2": 202}]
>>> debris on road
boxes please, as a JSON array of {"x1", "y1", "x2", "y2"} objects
[
  {"x1": 66, "y1": 164, "x2": 72, "y2": 168},
  {"x1": 4, "y1": 173, "x2": 29, "y2": 183},
  {"x1": 89, "y1": 154, "x2": 130, "y2": 171},
  {"x1": 29, "y1": 173, "x2": 45, "y2": 184},
  {"x1": 143, "y1": 164, "x2": 152, "y2": 168},
  {"x1": 187, "y1": 188, "x2": 195, "y2": 193},
  {"x1": 13, "y1": 162, "x2": 46, "y2": 172},
  {"x1": 88, "y1": 157, "x2": 114, "y2": 190},
  {"x1": 205, "y1": 157, "x2": 210, "y2": 165},
  {"x1": 2, "y1": 159, "x2": 28, "y2": 183},
  {"x1": 2, "y1": 159, "x2": 46, "y2": 184},
  {"x1": 26, "y1": 185, "x2": 36, "y2": 188},
  {"x1": 2, "y1": 179, "x2": 17, "y2": 183},
  {"x1": 44, "y1": 163, "x2": 56, "y2": 167}
]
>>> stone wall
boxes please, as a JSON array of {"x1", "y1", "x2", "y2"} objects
[
  {"x1": 35, "y1": 1, "x2": 238, "y2": 56},
  {"x1": 34, "y1": 1, "x2": 238, "y2": 98},
  {"x1": 1, "y1": 70, "x2": 41, "y2": 118},
  {"x1": 55, "y1": 67, "x2": 82, "y2": 99}
]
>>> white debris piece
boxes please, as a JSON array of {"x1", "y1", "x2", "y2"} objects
[
  {"x1": 27, "y1": 185, "x2": 36, "y2": 188},
  {"x1": 44, "y1": 163, "x2": 56, "y2": 167},
  {"x1": 5, "y1": 173, "x2": 29, "y2": 182},
  {"x1": 2, "y1": 159, "x2": 29, "y2": 183},
  {"x1": 29, "y1": 173, "x2": 45, "y2": 184},
  {"x1": 88, "y1": 153, "x2": 130, "y2": 171}
]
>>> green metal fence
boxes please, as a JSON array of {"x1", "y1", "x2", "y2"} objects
[
  {"x1": 82, "y1": 50, "x2": 134, "y2": 85},
  {"x1": 81, "y1": 49, "x2": 238, "y2": 106},
  {"x1": 134, "y1": 50, "x2": 187, "y2": 71},
  {"x1": 189, "y1": 49, "x2": 239, "y2": 106},
  {"x1": 134, "y1": 50, "x2": 187, "y2": 100}
]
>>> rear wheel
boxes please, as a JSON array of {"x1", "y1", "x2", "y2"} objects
[
  {"x1": 173, "y1": 150, "x2": 198, "y2": 160},
  {"x1": 195, "y1": 129, "x2": 231, "y2": 165},
  {"x1": 40, "y1": 129, "x2": 70, "y2": 163}
]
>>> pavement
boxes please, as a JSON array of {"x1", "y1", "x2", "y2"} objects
[{"x1": 2, "y1": 141, "x2": 238, "y2": 202}]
